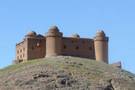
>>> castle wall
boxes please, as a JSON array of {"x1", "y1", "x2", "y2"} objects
[
  {"x1": 15, "y1": 27, "x2": 109, "y2": 64},
  {"x1": 61, "y1": 37, "x2": 95, "y2": 59},
  {"x1": 16, "y1": 38, "x2": 28, "y2": 63},
  {"x1": 27, "y1": 37, "x2": 46, "y2": 60}
]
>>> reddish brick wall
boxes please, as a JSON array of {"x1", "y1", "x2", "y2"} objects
[
  {"x1": 15, "y1": 27, "x2": 108, "y2": 64},
  {"x1": 61, "y1": 37, "x2": 95, "y2": 59},
  {"x1": 27, "y1": 38, "x2": 46, "y2": 60}
]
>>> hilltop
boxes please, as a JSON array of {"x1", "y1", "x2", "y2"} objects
[{"x1": 0, "y1": 56, "x2": 135, "y2": 90}]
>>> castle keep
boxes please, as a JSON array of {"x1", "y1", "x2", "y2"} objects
[{"x1": 15, "y1": 26, "x2": 109, "y2": 64}]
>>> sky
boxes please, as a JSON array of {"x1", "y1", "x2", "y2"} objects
[{"x1": 0, "y1": 0, "x2": 135, "y2": 73}]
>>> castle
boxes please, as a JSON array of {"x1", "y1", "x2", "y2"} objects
[{"x1": 14, "y1": 26, "x2": 109, "y2": 64}]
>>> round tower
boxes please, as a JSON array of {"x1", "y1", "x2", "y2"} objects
[
  {"x1": 45, "y1": 26, "x2": 63, "y2": 57},
  {"x1": 94, "y1": 30, "x2": 109, "y2": 63}
]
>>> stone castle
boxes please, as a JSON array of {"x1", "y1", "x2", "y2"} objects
[{"x1": 14, "y1": 26, "x2": 109, "y2": 64}]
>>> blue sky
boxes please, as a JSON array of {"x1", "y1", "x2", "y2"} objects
[{"x1": 0, "y1": 0, "x2": 135, "y2": 73}]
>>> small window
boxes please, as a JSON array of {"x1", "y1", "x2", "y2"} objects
[
  {"x1": 75, "y1": 46, "x2": 79, "y2": 50},
  {"x1": 31, "y1": 46, "x2": 34, "y2": 50},
  {"x1": 17, "y1": 50, "x2": 19, "y2": 54},
  {"x1": 20, "y1": 49, "x2": 22, "y2": 53},
  {"x1": 23, "y1": 48, "x2": 25, "y2": 51},
  {"x1": 23, "y1": 54, "x2": 25, "y2": 57},
  {"x1": 71, "y1": 40, "x2": 74, "y2": 43},
  {"x1": 20, "y1": 55, "x2": 22, "y2": 58},
  {"x1": 63, "y1": 45, "x2": 67, "y2": 49},
  {"x1": 89, "y1": 47, "x2": 92, "y2": 50}
]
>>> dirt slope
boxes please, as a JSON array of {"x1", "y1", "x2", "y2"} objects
[{"x1": 0, "y1": 56, "x2": 135, "y2": 90}]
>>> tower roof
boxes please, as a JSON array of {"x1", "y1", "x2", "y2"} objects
[
  {"x1": 25, "y1": 31, "x2": 37, "y2": 38},
  {"x1": 94, "y1": 30, "x2": 108, "y2": 41},
  {"x1": 46, "y1": 25, "x2": 63, "y2": 37},
  {"x1": 96, "y1": 30, "x2": 106, "y2": 37},
  {"x1": 72, "y1": 33, "x2": 80, "y2": 38},
  {"x1": 48, "y1": 26, "x2": 59, "y2": 33},
  {"x1": 26, "y1": 31, "x2": 37, "y2": 36}
]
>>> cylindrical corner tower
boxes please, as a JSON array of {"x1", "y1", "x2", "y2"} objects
[
  {"x1": 94, "y1": 30, "x2": 109, "y2": 63},
  {"x1": 45, "y1": 26, "x2": 63, "y2": 57}
]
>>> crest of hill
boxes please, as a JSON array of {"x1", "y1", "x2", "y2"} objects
[{"x1": 0, "y1": 56, "x2": 135, "y2": 90}]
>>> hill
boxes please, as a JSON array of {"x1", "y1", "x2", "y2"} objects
[{"x1": 0, "y1": 56, "x2": 135, "y2": 90}]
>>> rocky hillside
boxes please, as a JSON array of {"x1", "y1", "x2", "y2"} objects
[{"x1": 0, "y1": 56, "x2": 135, "y2": 90}]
